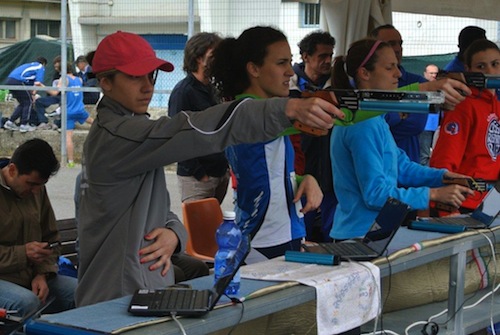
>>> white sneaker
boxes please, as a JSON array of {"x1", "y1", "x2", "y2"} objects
[
  {"x1": 45, "y1": 107, "x2": 61, "y2": 118},
  {"x1": 3, "y1": 120, "x2": 19, "y2": 131},
  {"x1": 19, "y1": 124, "x2": 36, "y2": 133}
]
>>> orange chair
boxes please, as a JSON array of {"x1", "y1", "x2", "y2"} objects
[{"x1": 181, "y1": 198, "x2": 223, "y2": 263}]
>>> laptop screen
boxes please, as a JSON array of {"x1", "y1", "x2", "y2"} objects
[
  {"x1": 362, "y1": 198, "x2": 410, "y2": 254},
  {"x1": 471, "y1": 185, "x2": 500, "y2": 224}
]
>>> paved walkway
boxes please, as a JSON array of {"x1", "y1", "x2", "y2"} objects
[{"x1": 46, "y1": 164, "x2": 234, "y2": 220}]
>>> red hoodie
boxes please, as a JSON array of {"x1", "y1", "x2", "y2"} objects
[{"x1": 431, "y1": 87, "x2": 500, "y2": 210}]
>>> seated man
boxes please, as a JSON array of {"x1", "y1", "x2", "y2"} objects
[{"x1": 0, "y1": 139, "x2": 76, "y2": 316}]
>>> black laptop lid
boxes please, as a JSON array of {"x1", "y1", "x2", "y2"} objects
[
  {"x1": 0, "y1": 297, "x2": 55, "y2": 335},
  {"x1": 470, "y1": 184, "x2": 500, "y2": 225},
  {"x1": 209, "y1": 238, "x2": 250, "y2": 308},
  {"x1": 361, "y1": 197, "x2": 411, "y2": 255}
]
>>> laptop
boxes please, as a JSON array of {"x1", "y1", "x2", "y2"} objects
[
  {"x1": 302, "y1": 197, "x2": 411, "y2": 261},
  {"x1": 0, "y1": 297, "x2": 55, "y2": 335},
  {"x1": 408, "y1": 183, "x2": 500, "y2": 234},
  {"x1": 128, "y1": 239, "x2": 250, "y2": 317}
]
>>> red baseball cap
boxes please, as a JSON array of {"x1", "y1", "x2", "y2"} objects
[{"x1": 93, "y1": 31, "x2": 174, "y2": 76}]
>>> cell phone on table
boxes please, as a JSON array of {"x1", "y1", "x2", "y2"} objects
[{"x1": 45, "y1": 241, "x2": 61, "y2": 249}]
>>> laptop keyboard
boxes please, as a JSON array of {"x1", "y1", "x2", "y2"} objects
[
  {"x1": 150, "y1": 289, "x2": 210, "y2": 310},
  {"x1": 320, "y1": 242, "x2": 374, "y2": 256}
]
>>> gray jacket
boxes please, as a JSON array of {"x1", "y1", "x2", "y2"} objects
[{"x1": 76, "y1": 96, "x2": 292, "y2": 306}]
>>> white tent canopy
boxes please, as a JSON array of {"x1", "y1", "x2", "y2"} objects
[
  {"x1": 392, "y1": 0, "x2": 500, "y2": 23},
  {"x1": 320, "y1": 0, "x2": 392, "y2": 55},
  {"x1": 318, "y1": 0, "x2": 500, "y2": 55}
]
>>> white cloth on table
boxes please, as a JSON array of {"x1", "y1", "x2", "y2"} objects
[{"x1": 241, "y1": 257, "x2": 380, "y2": 335}]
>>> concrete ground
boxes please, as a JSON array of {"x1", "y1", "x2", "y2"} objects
[{"x1": 46, "y1": 164, "x2": 234, "y2": 220}]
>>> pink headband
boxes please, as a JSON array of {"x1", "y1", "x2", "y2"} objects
[{"x1": 358, "y1": 40, "x2": 382, "y2": 71}]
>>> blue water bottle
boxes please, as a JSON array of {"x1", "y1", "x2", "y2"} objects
[{"x1": 214, "y1": 210, "x2": 242, "y2": 295}]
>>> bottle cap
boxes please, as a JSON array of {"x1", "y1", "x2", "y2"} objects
[{"x1": 223, "y1": 211, "x2": 236, "y2": 220}]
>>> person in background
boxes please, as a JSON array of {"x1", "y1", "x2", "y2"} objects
[
  {"x1": 76, "y1": 31, "x2": 343, "y2": 307},
  {"x1": 212, "y1": 26, "x2": 324, "y2": 261},
  {"x1": 31, "y1": 55, "x2": 62, "y2": 130},
  {"x1": 57, "y1": 63, "x2": 94, "y2": 168},
  {"x1": 3, "y1": 57, "x2": 47, "y2": 133},
  {"x1": 430, "y1": 39, "x2": 500, "y2": 213},
  {"x1": 444, "y1": 26, "x2": 486, "y2": 72},
  {"x1": 289, "y1": 30, "x2": 336, "y2": 242},
  {"x1": 419, "y1": 63, "x2": 440, "y2": 165},
  {"x1": 370, "y1": 25, "x2": 428, "y2": 163},
  {"x1": 168, "y1": 32, "x2": 230, "y2": 204},
  {"x1": 75, "y1": 53, "x2": 100, "y2": 105},
  {"x1": 0, "y1": 139, "x2": 76, "y2": 316},
  {"x1": 329, "y1": 38, "x2": 474, "y2": 242},
  {"x1": 423, "y1": 64, "x2": 439, "y2": 81}
]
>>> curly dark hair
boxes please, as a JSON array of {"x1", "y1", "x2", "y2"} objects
[{"x1": 298, "y1": 30, "x2": 335, "y2": 56}]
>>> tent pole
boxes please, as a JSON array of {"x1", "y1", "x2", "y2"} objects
[{"x1": 60, "y1": 0, "x2": 68, "y2": 166}]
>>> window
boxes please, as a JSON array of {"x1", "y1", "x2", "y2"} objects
[
  {"x1": 31, "y1": 20, "x2": 60, "y2": 38},
  {"x1": 0, "y1": 19, "x2": 17, "y2": 40},
  {"x1": 300, "y1": 3, "x2": 320, "y2": 27}
]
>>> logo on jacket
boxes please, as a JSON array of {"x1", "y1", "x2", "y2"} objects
[
  {"x1": 486, "y1": 117, "x2": 500, "y2": 161},
  {"x1": 444, "y1": 121, "x2": 459, "y2": 135}
]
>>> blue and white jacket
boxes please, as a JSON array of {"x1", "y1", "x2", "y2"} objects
[
  {"x1": 8, "y1": 62, "x2": 45, "y2": 85},
  {"x1": 226, "y1": 95, "x2": 305, "y2": 248}
]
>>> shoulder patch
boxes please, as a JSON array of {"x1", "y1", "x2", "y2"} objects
[
  {"x1": 444, "y1": 121, "x2": 459, "y2": 135},
  {"x1": 486, "y1": 118, "x2": 500, "y2": 160}
]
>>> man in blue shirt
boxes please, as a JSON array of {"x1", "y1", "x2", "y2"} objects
[
  {"x1": 444, "y1": 26, "x2": 486, "y2": 72},
  {"x1": 3, "y1": 57, "x2": 47, "y2": 132},
  {"x1": 370, "y1": 25, "x2": 427, "y2": 163}
]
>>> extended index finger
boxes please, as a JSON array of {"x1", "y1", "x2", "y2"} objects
[{"x1": 314, "y1": 97, "x2": 345, "y2": 120}]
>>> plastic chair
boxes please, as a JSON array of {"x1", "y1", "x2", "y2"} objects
[{"x1": 181, "y1": 198, "x2": 223, "y2": 262}]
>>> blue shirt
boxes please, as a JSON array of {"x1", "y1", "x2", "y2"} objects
[
  {"x1": 424, "y1": 113, "x2": 440, "y2": 131},
  {"x1": 8, "y1": 62, "x2": 45, "y2": 84},
  {"x1": 444, "y1": 56, "x2": 465, "y2": 72},
  {"x1": 384, "y1": 65, "x2": 428, "y2": 162},
  {"x1": 330, "y1": 115, "x2": 446, "y2": 239},
  {"x1": 66, "y1": 76, "x2": 85, "y2": 115}
]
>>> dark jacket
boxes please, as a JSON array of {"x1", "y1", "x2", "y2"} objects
[
  {"x1": 168, "y1": 73, "x2": 228, "y2": 179},
  {"x1": 289, "y1": 63, "x2": 333, "y2": 192}
]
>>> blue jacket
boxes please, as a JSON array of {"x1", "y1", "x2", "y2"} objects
[
  {"x1": 226, "y1": 95, "x2": 305, "y2": 248},
  {"x1": 330, "y1": 115, "x2": 447, "y2": 239},
  {"x1": 7, "y1": 62, "x2": 45, "y2": 84},
  {"x1": 384, "y1": 66, "x2": 428, "y2": 162},
  {"x1": 227, "y1": 135, "x2": 305, "y2": 248}
]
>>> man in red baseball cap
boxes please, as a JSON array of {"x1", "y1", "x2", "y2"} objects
[{"x1": 76, "y1": 31, "x2": 344, "y2": 307}]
